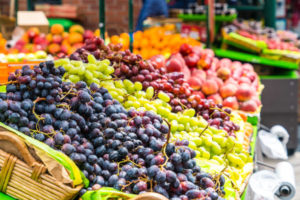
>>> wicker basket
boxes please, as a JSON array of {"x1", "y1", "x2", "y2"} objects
[{"x1": 0, "y1": 131, "x2": 82, "y2": 200}]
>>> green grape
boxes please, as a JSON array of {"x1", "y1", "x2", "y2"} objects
[
  {"x1": 212, "y1": 155, "x2": 225, "y2": 165},
  {"x1": 211, "y1": 141, "x2": 222, "y2": 155},
  {"x1": 144, "y1": 103, "x2": 156, "y2": 113},
  {"x1": 135, "y1": 91, "x2": 146, "y2": 98},
  {"x1": 185, "y1": 122, "x2": 192, "y2": 132},
  {"x1": 134, "y1": 82, "x2": 143, "y2": 91},
  {"x1": 98, "y1": 63, "x2": 108, "y2": 73},
  {"x1": 200, "y1": 147, "x2": 210, "y2": 159},
  {"x1": 203, "y1": 135, "x2": 212, "y2": 147},
  {"x1": 114, "y1": 80, "x2": 124, "y2": 89},
  {"x1": 193, "y1": 138, "x2": 202, "y2": 146},
  {"x1": 105, "y1": 66, "x2": 114, "y2": 75},
  {"x1": 183, "y1": 109, "x2": 195, "y2": 117},
  {"x1": 91, "y1": 78, "x2": 100, "y2": 85},
  {"x1": 124, "y1": 101, "x2": 134, "y2": 108},
  {"x1": 179, "y1": 115, "x2": 190, "y2": 124},
  {"x1": 77, "y1": 65, "x2": 86, "y2": 75},
  {"x1": 189, "y1": 141, "x2": 197, "y2": 150},
  {"x1": 69, "y1": 75, "x2": 80, "y2": 83},
  {"x1": 235, "y1": 143, "x2": 243, "y2": 153},
  {"x1": 212, "y1": 135, "x2": 227, "y2": 146},
  {"x1": 86, "y1": 63, "x2": 98, "y2": 71},
  {"x1": 63, "y1": 63, "x2": 73, "y2": 71},
  {"x1": 87, "y1": 54, "x2": 97, "y2": 64},
  {"x1": 132, "y1": 101, "x2": 141, "y2": 108},
  {"x1": 55, "y1": 58, "x2": 69, "y2": 67},
  {"x1": 158, "y1": 91, "x2": 170, "y2": 102},
  {"x1": 238, "y1": 153, "x2": 248, "y2": 163},
  {"x1": 146, "y1": 87, "x2": 154, "y2": 99},
  {"x1": 84, "y1": 71, "x2": 94, "y2": 80},
  {"x1": 170, "y1": 120, "x2": 178, "y2": 133},
  {"x1": 70, "y1": 60, "x2": 82, "y2": 67},
  {"x1": 226, "y1": 136, "x2": 235, "y2": 150},
  {"x1": 177, "y1": 124, "x2": 185, "y2": 131}
]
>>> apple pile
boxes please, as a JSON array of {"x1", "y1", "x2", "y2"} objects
[
  {"x1": 10, "y1": 24, "x2": 95, "y2": 58},
  {"x1": 164, "y1": 44, "x2": 261, "y2": 112}
]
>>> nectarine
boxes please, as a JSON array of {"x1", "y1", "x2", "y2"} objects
[{"x1": 202, "y1": 79, "x2": 219, "y2": 95}]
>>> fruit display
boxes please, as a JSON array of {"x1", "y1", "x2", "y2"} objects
[
  {"x1": 109, "y1": 25, "x2": 202, "y2": 59},
  {"x1": 0, "y1": 51, "x2": 49, "y2": 62},
  {"x1": 64, "y1": 38, "x2": 254, "y2": 193},
  {"x1": 9, "y1": 24, "x2": 95, "y2": 58},
  {"x1": 165, "y1": 44, "x2": 261, "y2": 113},
  {"x1": 0, "y1": 60, "x2": 227, "y2": 200},
  {"x1": 183, "y1": 3, "x2": 236, "y2": 16}
]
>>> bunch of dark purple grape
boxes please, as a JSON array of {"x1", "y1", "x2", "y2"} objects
[{"x1": 0, "y1": 62, "x2": 225, "y2": 199}]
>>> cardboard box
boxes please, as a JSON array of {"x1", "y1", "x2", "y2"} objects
[{"x1": 17, "y1": 11, "x2": 49, "y2": 33}]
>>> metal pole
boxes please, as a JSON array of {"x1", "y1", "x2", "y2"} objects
[
  {"x1": 99, "y1": 0, "x2": 105, "y2": 39},
  {"x1": 27, "y1": 0, "x2": 33, "y2": 11},
  {"x1": 129, "y1": 0, "x2": 133, "y2": 52},
  {"x1": 264, "y1": 0, "x2": 276, "y2": 29},
  {"x1": 15, "y1": 0, "x2": 18, "y2": 19}
]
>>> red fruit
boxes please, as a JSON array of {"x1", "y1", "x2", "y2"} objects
[
  {"x1": 33, "y1": 35, "x2": 46, "y2": 44},
  {"x1": 231, "y1": 61, "x2": 242, "y2": 70},
  {"x1": 165, "y1": 57, "x2": 182, "y2": 72},
  {"x1": 201, "y1": 49, "x2": 214, "y2": 58},
  {"x1": 193, "y1": 91, "x2": 205, "y2": 99},
  {"x1": 187, "y1": 77, "x2": 202, "y2": 90},
  {"x1": 242, "y1": 63, "x2": 254, "y2": 72},
  {"x1": 220, "y1": 83, "x2": 237, "y2": 98},
  {"x1": 217, "y1": 67, "x2": 231, "y2": 80},
  {"x1": 218, "y1": 58, "x2": 232, "y2": 69},
  {"x1": 191, "y1": 46, "x2": 203, "y2": 57},
  {"x1": 206, "y1": 70, "x2": 217, "y2": 79},
  {"x1": 238, "y1": 76, "x2": 251, "y2": 84},
  {"x1": 252, "y1": 97, "x2": 262, "y2": 107},
  {"x1": 201, "y1": 79, "x2": 219, "y2": 95},
  {"x1": 214, "y1": 77, "x2": 223, "y2": 88},
  {"x1": 225, "y1": 77, "x2": 238, "y2": 85},
  {"x1": 236, "y1": 83, "x2": 254, "y2": 101},
  {"x1": 149, "y1": 55, "x2": 166, "y2": 69},
  {"x1": 191, "y1": 68, "x2": 206, "y2": 80},
  {"x1": 83, "y1": 30, "x2": 94, "y2": 40},
  {"x1": 182, "y1": 65, "x2": 191, "y2": 80},
  {"x1": 223, "y1": 96, "x2": 239, "y2": 110},
  {"x1": 207, "y1": 93, "x2": 223, "y2": 104},
  {"x1": 184, "y1": 53, "x2": 199, "y2": 68},
  {"x1": 239, "y1": 99, "x2": 258, "y2": 112},
  {"x1": 197, "y1": 57, "x2": 212, "y2": 69},
  {"x1": 52, "y1": 35, "x2": 63, "y2": 44},
  {"x1": 179, "y1": 43, "x2": 193, "y2": 56}
]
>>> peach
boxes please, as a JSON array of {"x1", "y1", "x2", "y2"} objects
[
  {"x1": 182, "y1": 65, "x2": 191, "y2": 80},
  {"x1": 239, "y1": 99, "x2": 258, "y2": 112},
  {"x1": 202, "y1": 79, "x2": 219, "y2": 95},
  {"x1": 207, "y1": 93, "x2": 223, "y2": 104},
  {"x1": 231, "y1": 61, "x2": 242, "y2": 70},
  {"x1": 223, "y1": 96, "x2": 239, "y2": 110},
  {"x1": 238, "y1": 76, "x2": 251, "y2": 84},
  {"x1": 191, "y1": 68, "x2": 206, "y2": 80},
  {"x1": 193, "y1": 90, "x2": 205, "y2": 99},
  {"x1": 220, "y1": 83, "x2": 237, "y2": 98},
  {"x1": 218, "y1": 58, "x2": 232, "y2": 69},
  {"x1": 242, "y1": 63, "x2": 254, "y2": 72},
  {"x1": 225, "y1": 78, "x2": 238, "y2": 85},
  {"x1": 236, "y1": 83, "x2": 254, "y2": 101},
  {"x1": 192, "y1": 46, "x2": 203, "y2": 57},
  {"x1": 217, "y1": 67, "x2": 231, "y2": 80},
  {"x1": 206, "y1": 70, "x2": 217, "y2": 79},
  {"x1": 214, "y1": 77, "x2": 223, "y2": 88},
  {"x1": 252, "y1": 97, "x2": 261, "y2": 107},
  {"x1": 187, "y1": 77, "x2": 202, "y2": 90}
]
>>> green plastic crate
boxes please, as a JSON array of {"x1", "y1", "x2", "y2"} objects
[{"x1": 48, "y1": 18, "x2": 76, "y2": 30}]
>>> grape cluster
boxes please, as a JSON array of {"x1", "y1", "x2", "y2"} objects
[
  {"x1": 70, "y1": 38, "x2": 239, "y2": 134},
  {"x1": 0, "y1": 62, "x2": 225, "y2": 199}
]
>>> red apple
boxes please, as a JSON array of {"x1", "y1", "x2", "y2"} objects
[
  {"x1": 220, "y1": 83, "x2": 238, "y2": 98},
  {"x1": 187, "y1": 77, "x2": 202, "y2": 90},
  {"x1": 236, "y1": 83, "x2": 254, "y2": 101},
  {"x1": 202, "y1": 79, "x2": 219, "y2": 95},
  {"x1": 184, "y1": 53, "x2": 199, "y2": 68},
  {"x1": 207, "y1": 93, "x2": 223, "y2": 104},
  {"x1": 239, "y1": 99, "x2": 258, "y2": 112},
  {"x1": 223, "y1": 96, "x2": 239, "y2": 110},
  {"x1": 179, "y1": 43, "x2": 193, "y2": 56}
]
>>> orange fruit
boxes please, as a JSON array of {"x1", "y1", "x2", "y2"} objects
[
  {"x1": 68, "y1": 32, "x2": 83, "y2": 45},
  {"x1": 51, "y1": 24, "x2": 64, "y2": 35},
  {"x1": 69, "y1": 25, "x2": 85, "y2": 34}
]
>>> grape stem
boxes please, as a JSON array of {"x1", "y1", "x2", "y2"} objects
[
  {"x1": 60, "y1": 85, "x2": 74, "y2": 100},
  {"x1": 32, "y1": 97, "x2": 46, "y2": 130}
]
